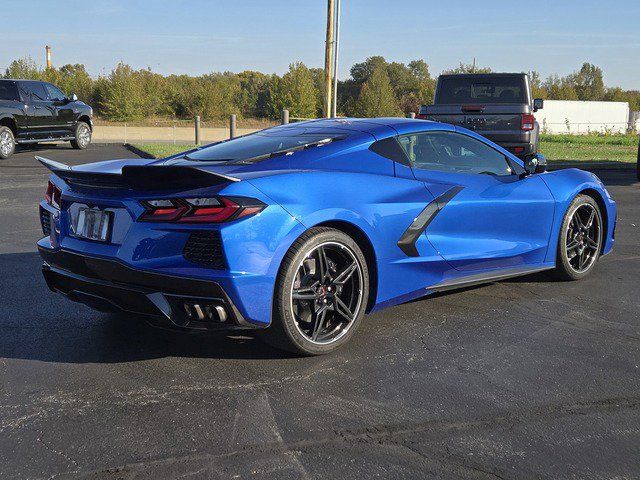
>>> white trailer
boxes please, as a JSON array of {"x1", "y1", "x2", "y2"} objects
[{"x1": 534, "y1": 100, "x2": 631, "y2": 134}]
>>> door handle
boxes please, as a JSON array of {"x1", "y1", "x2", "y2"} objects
[{"x1": 34, "y1": 105, "x2": 43, "y2": 109}]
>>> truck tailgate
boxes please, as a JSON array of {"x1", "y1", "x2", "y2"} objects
[{"x1": 420, "y1": 104, "x2": 531, "y2": 142}]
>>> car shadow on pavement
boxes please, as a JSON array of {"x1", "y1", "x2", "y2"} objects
[
  {"x1": 586, "y1": 168, "x2": 639, "y2": 187},
  {"x1": 0, "y1": 252, "x2": 296, "y2": 363}
]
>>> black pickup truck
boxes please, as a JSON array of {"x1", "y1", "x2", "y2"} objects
[
  {"x1": 0, "y1": 79, "x2": 93, "y2": 159},
  {"x1": 418, "y1": 73, "x2": 544, "y2": 160}
]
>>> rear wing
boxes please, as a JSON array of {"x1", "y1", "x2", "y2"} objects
[{"x1": 36, "y1": 156, "x2": 240, "y2": 191}]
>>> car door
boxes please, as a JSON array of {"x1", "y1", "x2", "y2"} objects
[
  {"x1": 397, "y1": 129, "x2": 555, "y2": 273},
  {"x1": 20, "y1": 81, "x2": 55, "y2": 139},
  {"x1": 43, "y1": 83, "x2": 75, "y2": 136}
]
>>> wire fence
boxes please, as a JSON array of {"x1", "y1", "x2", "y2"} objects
[{"x1": 539, "y1": 120, "x2": 638, "y2": 135}]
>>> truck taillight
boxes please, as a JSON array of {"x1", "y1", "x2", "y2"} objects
[
  {"x1": 416, "y1": 105, "x2": 429, "y2": 119},
  {"x1": 521, "y1": 114, "x2": 535, "y2": 131},
  {"x1": 139, "y1": 196, "x2": 265, "y2": 223},
  {"x1": 45, "y1": 181, "x2": 61, "y2": 208}
]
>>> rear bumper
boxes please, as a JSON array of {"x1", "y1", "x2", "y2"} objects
[
  {"x1": 496, "y1": 142, "x2": 536, "y2": 157},
  {"x1": 38, "y1": 244, "x2": 263, "y2": 331}
]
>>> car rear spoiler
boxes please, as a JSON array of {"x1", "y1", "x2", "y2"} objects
[{"x1": 35, "y1": 156, "x2": 240, "y2": 191}]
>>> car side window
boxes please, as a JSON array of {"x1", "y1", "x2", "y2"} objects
[
  {"x1": 20, "y1": 82, "x2": 48, "y2": 102},
  {"x1": 397, "y1": 131, "x2": 513, "y2": 176},
  {"x1": 44, "y1": 84, "x2": 66, "y2": 101}
]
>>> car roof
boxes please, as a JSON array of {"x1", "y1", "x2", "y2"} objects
[{"x1": 270, "y1": 117, "x2": 452, "y2": 139}]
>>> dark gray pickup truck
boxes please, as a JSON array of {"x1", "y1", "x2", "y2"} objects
[{"x1": 418, "y1": 73, "x2": 544, "y2": 160}]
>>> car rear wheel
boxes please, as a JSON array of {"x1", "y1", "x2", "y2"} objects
[
  {"x1": 553, "y1": 194, "x2": 603, "y2": 281},
  {"x1": 71, "y1": 121, "x2": 91, "y2": 150},
  {"x1": 0, "y1": 126, "x2": 15, "y2": 159},
  {"x1": 262, "y1": 227, "x2": 369, "y2": 355}
]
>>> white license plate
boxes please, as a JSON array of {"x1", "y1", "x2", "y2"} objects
[{"x1": 75, "y1": 208, "x2": 112, "y2": 242}]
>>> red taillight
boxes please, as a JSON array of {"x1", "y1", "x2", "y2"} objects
[
  {"x1": 45, "y1": 181, "x2": 61, "y2": 208},
  {"x1": 415, "y1": 114, "x2": 428, "y2": 120},
  {"x1": 139, "y1": 197, "x2": 265, "y2": 223},
  {"x1": 521, "y1": 114, "x2": 535, "y2": 131},
  {"x1": 179, "y1": 197, "x2": 240, "y2": 223}
]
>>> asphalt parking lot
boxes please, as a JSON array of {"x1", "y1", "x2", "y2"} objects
[{"x1": 1, "y1": 143, "x2": 639, "y2": 479}]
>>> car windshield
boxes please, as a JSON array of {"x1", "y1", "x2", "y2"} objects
[
  {"x1": 184, "y1": 132, "x2": 343, "y2": 163},
  {"x1": 437, "y1": 77, "x2": 526, "y2": 104}
]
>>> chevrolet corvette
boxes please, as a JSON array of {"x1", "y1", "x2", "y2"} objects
[{"x1": 37, "y1": 118, "x2": 616, "y2": 355}]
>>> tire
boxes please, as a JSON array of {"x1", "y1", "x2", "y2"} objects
[
  {"x1": 553, "y1": 194, "x2": 603, "y2": 281},
  {"x1": 260, "y1": 227, "x2": 370, "y2": 356},
  {"x1": 0, "y1": 126, "x2": 15, "y2": 159},
  {"x1": 71, "y1": 121, "x2": 91, "y2": 150}
]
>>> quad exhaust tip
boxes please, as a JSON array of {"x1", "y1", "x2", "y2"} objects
[{"x1": 183, "y1": 302, "x2": 228, "y2": 323}]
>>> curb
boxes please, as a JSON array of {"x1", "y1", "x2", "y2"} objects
[
  {"x1": 547, "y1": 162, "x2": 636, "y2": 172},
  {"x1": 123, "y1": 143, "x2": 156, "y2": 159}
]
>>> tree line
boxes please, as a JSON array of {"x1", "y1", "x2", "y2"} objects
[{"x1": 3, "y1": 56, "x2": 639, "y2": 122}]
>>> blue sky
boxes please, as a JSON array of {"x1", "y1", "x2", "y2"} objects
[{"x1": 2, "y1": 0, "x2": 639, "y2": 89}]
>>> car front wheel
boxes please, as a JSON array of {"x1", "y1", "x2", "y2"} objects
[
  {"x1": 262, "y1": 227, "x2": 369, "y2": 355},
  {"x1": 71, "y1": 121, "x2": 91, "y2": 150},
  {"x1": 0, "y1": 126, "x2": 15, "y2": 159},
  {"x1": 553, "y1": 194, "x2": 603, "y2": 280}
]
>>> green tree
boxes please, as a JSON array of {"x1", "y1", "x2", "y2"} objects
[
  {"x1": 544, "y1": 75, "x2": 579, "y2": 100},
  {"x1": 4, "y1": 57, "x2": 41, "y2": 79},
  {"x1": 353, "y1": 65, "x2": 402, "y2": 117},
  {"x1": 570, "y1": 62, "x2": 605, "y2": 101},
  {"x1": 528, "y1": 71, "x2": 547, "y2": 99},
  {"x1": 55, "y1": 64, "x2": 94, "y2": 102},
  {"x1": 443, "y1": 62, "x2": 492, "y2": 74},
  {"x1": 408, "y1": 60, "x2": 431, "y2": 83},
  {"x1": 350, "y1": 56, "x2": 388, "y2": 84},
  {"x1": 236, "y1": 70, "x2": 271, "y2": 118},
  {"x1": 267, "y1": 62, "x2": 318, "y2": 118},
  {"x1": 95, "y1": 63, "x2": 146, "y2": 121}
]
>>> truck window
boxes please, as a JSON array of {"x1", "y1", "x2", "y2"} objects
[
  {"x1": 437, "y1": 77, "x2": 525, "y2": 105},
  {"x1": 20, "y1": 81, "x2": 48, "y2": 102},
  {"x1": 44, "y1": 83, "x2": 66, "y2": 101},
  {"x1": 0, "y1": 81, "x2": 19, "y2": 101}
]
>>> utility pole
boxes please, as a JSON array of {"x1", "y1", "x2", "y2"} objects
[
  {"x1": 45, "y1": 45, "x2": 52, "y2": 69},
  {"x1": 323, "y1": 0, "x2": 335, "y2": 118},
  {"x1": 331, "y1": 0, "x2": 341, "y2": 118}
]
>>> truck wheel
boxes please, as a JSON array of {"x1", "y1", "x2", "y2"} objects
[
  {"x1": 0, "y1": 126, "x2": 15, "y2": 159},
  {"x1": 71, "y1": 122, "x2": 91, "y2": 150}
]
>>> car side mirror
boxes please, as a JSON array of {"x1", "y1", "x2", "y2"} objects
[
  {"x1": 533, "y1": 98, "x2": 544, "y2": 112},
  {"x1": 67, "y1": 93, "x2": 78, "y2": 102},
  {"x1": 523, "y1": 154, "x2": 547, "y2": 176}
]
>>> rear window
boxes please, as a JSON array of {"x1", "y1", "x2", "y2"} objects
[
  {"x1": 0, "y1": 81, "x2": 19, "y2": 101},
  {"x1": 437, "y1": 77, "x2": 526, "y2": 105},
  {"x1": 185, "y1": 131, "x2": 343, "y2": 163}
]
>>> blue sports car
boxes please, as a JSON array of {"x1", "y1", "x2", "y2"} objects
[{"x1": 37, "y1": 118, "x2": 616, "y2": 355}]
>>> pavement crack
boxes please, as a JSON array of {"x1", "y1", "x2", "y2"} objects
[{"x1": 36, "y1": 433, "x2": 79, "y2": 472}]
